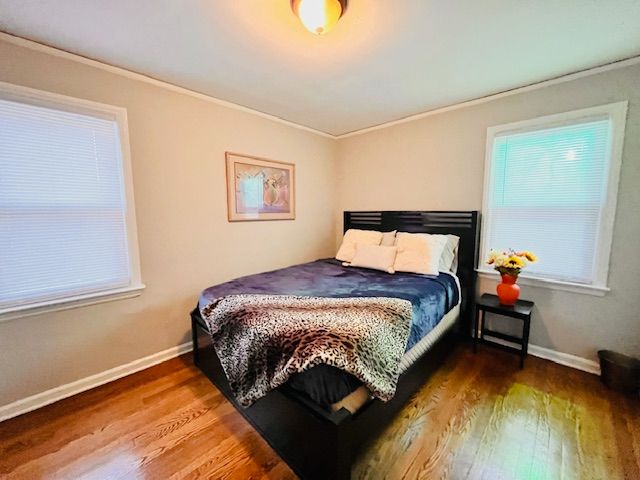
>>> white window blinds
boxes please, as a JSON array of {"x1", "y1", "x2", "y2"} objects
[
  {"x1": 482, "y1": 103, "x2": 627, "y2": 289},
  {"x1": 0, "y1": 90, "x2": 140, "y2": 313}
]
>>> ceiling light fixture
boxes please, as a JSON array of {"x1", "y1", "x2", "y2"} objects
[{"x1": 291, "y1": 0, "x2": 348, "y2": 35}]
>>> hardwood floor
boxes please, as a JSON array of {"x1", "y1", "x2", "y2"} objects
[{"x1": 1, "y1": 345, "x2": 638, "y2": 479}]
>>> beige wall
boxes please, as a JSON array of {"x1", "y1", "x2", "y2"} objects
[
  {"x1": 1, "y1": 36, "x2": 638, "y2": 410},
  {"x1": 337, "y1": 63, "x2": 640, "y2": 362},
  {"x1": 0, "y1": 39, "x2": 337, "y2": 406}
]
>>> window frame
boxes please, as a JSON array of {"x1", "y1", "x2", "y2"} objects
[
  {"x1": 0, "y1": 81, "x2": 144, "y2": 321},
  {"x1": 478, "y1": 101, "x2": 628, "y2": 296}
]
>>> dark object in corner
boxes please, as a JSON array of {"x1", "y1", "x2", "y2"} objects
[{"x1": 598, "y1": 350, "x2": 640, "y2": 393}]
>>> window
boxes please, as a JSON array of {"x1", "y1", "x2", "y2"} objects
[
  {"x1": 0, "y1": 82, "x2": 143, "y2": 320},
  {"x1": 480, "y1": 102, "x2": 627, "y2": 295}
]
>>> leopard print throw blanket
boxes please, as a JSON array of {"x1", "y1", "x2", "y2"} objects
[{"x1": 200, "y1": 294, "x2": 413, "y2": 408}]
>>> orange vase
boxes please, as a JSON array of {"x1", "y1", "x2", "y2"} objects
[{"x1": 496, "y1": 274, "x2": 520, "y2": 305}]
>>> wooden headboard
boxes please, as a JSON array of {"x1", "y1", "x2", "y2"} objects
[{"x1": 343, "y1": 211, "x2": 480, "y2": 336}]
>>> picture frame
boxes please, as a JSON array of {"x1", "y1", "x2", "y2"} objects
[{"x1": 225, "y1": 152, "x2": 296, "y2": 221}]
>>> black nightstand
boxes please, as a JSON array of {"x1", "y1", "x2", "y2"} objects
[{"x1": 473, "y1": 293, "x2": 534, "y2": 368}]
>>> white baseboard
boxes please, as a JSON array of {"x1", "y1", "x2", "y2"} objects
[
  {"x1": 483, "y1": 334, "x2": 601, "y2": 375},
  {"x1": 0, "y1": 336, "x2": 601, "y2": 423},
  {"x1": 0, "y1": 341, "x2": 192, "y2": 422},
  {"x1": 527, "y1": 344, "x2": 600, "y2": 375}
]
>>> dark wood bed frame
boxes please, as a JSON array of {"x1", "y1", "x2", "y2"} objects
[{"x1": 191, "y1": 211, "x2": 480, "y2": 479}]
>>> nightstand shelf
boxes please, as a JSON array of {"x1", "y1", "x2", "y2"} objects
[{"x1": 473, "y1": 293, "x2": 534, "y2": 368}]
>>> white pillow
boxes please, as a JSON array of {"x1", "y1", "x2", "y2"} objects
[
  {"x1": 336, "y1": 229, "x2": 383, "y2": 262},
  {"x1": 348, "y1": 244, "x2": 398, "y2": 274},
  {"x1": 380, "y1": 230, "x2": 397, "y2": 247},
  {"x1": 436, "y1": 234, "x2": 460, "y2": 273},
  {"x1": 394, "y1": 232, "x2": 448, "y2": 275}
]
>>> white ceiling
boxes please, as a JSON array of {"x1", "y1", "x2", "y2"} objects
[{"x1": 1, "y1": 1, "x2": 639, "y2": 136}]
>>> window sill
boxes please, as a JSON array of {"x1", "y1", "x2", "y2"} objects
[
  {"x1": 0, "y1": 284, "x2": 146, "y2": 322},
  {"x1": 476, "y1": 270, "x2": 609, "y2": 297}
]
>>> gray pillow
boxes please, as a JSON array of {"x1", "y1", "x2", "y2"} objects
[{"x1": 438, "y1": 234, "x2": 460, "y2": 273}]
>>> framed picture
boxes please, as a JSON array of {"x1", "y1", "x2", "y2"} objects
[{"x1": 225, "y1": 152, "x2": 296, "y2": 221}]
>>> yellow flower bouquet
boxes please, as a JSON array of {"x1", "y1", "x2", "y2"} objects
[{"x1": 486, "y1": 249, "x2": 537, "y2": 277}]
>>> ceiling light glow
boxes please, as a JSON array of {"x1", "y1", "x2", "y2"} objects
[{"x1": 291, "y1": 0, "x2": 347, "y2": 35}]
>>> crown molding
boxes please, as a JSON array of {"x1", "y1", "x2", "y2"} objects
[
  {"x1": 0, "y1": 31, "x2": 335, "y2": 139},
  {"x1": 336, "y1": 55, "x2": 640, "y2": 139},
  {"x1": 1, "y1": 31, "x2": 638, "y2": 141}
]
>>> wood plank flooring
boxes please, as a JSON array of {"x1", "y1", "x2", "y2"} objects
[{"x1": 1, "y1": 345, "x2": 638, "y2": 479}]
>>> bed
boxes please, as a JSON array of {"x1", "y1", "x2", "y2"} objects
[{"x1": 191, "y1": 211, "x2": 480, "y2": 479}]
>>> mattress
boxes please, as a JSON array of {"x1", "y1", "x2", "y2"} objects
[
  {"x1": 331, "y1": 303, "x2": 460, "y2": 413},
  {"x1": 198, "y1": 258, "x2": 460, "y2": 407}
]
